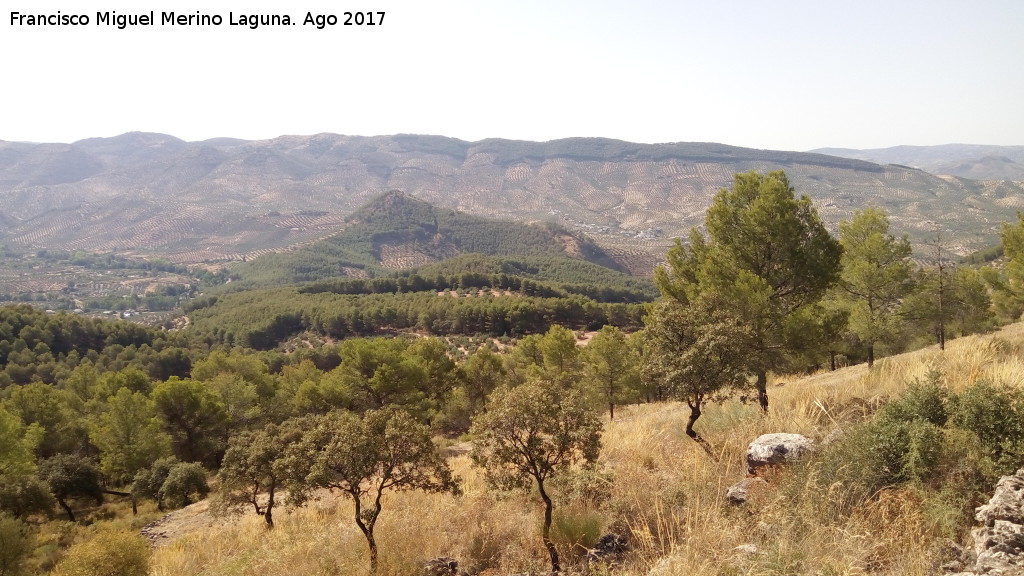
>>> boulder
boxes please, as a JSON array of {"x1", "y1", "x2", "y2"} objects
[
  {"x1": 976, "y1": 470, "x2": 1024, "y2": 527},
  {"x1": 733, "y1": 543, "x2": 759, "y2": 556},
  {"x1": 973, "y1": 520, "x2": 1024, "y2": 574},
  {"x1": 421, "y1": 557, "x2": 460, "y2": 576},
  {"x1": 647, "y1": 555, "x2": 684, "y2": 576},
  {"x1": 725, "y1": 477, "x2": 767, "y2": 505},
  {"x1": 746, "y1": 433, "x2": 815, "y2": 475},
  {"x1": 938, "y1": 539, "x2": 976, "y2": 574},
  {"x1": 586, "y1": 533, "x2": 628, "y2": 565}
]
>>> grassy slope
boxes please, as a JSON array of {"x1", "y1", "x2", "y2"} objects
[{"x1": 149, "y1": 324, "x2": 1024, "y2": 576}]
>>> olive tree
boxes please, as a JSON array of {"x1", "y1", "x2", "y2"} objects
[
  {"x1": 284, "y1": 407, "x2": 459, "y2": 574},
  {"x1": 470, "y1": 381, "x2": 602, "y2": 574}
]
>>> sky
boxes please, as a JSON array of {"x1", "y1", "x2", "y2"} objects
[{"x1": 2, "y1": 0, "x2": 1022, "y2": 151}]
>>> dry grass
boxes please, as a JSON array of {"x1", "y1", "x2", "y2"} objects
[{"x1": 149, "y1": 324, "x2": 1024, "y2": 576}]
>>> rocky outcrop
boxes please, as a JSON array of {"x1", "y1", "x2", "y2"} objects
[
  {"x1": 746, "y1": 433, "x2": 815, "y2": 475},
  {"x1": 945, "y1": 467, "x2": 1024, "y2": 575}
]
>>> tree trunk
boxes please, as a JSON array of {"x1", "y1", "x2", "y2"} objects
[
  {"x1": 57, "y1": 498, "x2": 76, "y2": 522},
  {"x1": 756, "y1": 371, "x2": 769, "y2": 413},
  {"x1": 537, "y1": 479, "x2": 560, "y2": 573},
  {"x1": 353, "y1": 491, "x2": 381, "y2": 574},
  {"x1": 685, "y1": 402, "x2": 715, "y2": 457},
  {"x1": 264, "y1": 484, "x2": 275, "y2": 529},
  {"x1": 609, "y1": 401, "x2": 615, "y2": 421},
  {"x1": 867, "y1": 344, "x2": 875, "y2": 369},
  {"x1": 829, "y1": 351, "x2": 837, "y2": 372}
]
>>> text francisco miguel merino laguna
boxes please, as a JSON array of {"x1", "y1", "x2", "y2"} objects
[{"x1": 9, "y1": 10, "x2": 383, "y2": 29}]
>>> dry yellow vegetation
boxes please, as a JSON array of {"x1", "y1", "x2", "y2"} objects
[{"x1": 149, "y1": 323, "x2": 1024, "y2": 576}]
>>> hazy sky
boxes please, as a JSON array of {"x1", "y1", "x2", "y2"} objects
[{"x1": 3, "y1": 0, "x2": 1022, "y2": 150}]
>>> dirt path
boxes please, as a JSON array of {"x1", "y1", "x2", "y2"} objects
[{"x1": 140, "y1": 500, "x2": 237, "y2": 547}]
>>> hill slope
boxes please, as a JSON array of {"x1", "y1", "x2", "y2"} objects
[
  {"x1": 228, "y1": 191, "x2": 633, "y2": 285},
  {"x1": 146, "y1": 321, "x2": 1024, "y2": 575},
  {"x1": 3, "y1": 133, "x2": 1024, "y2": 270}
]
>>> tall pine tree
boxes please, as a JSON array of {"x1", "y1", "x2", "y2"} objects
[{"x1": 655, "y1": 170, "x2": 841, "y2": 411}]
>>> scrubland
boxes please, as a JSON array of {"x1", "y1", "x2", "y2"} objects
[{"x1": 144, "y1": 323, "x2": 1024, "y2": 576}]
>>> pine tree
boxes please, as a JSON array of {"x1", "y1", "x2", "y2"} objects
[{"x1": 656, "y1": 170, "x2": 841, "y2": 410}]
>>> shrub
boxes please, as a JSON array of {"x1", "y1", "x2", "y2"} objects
[
  {"x1": 550, "y1": 506, "x2": 604, "y2": 558},
  {"x1": 948, "y1": 380, "x2": 1024, "y2": 467},
  {"x1": 552, "y1": 466, "x2": 615, "y2": 508},
  {"x1": 0, "y1": 475, "x2": 54, "y2": 519},
  {"x1": 131, "y1": 457, "x2": 178, "y2": 510},
  {"x1": 769, "y1": 374, "x2": 1024, "y2": 543},
  {"x1": 159, "y1": 462, "x2": 209, "y2": 509},
  {"x1": 52, "y1": 530, "x2": 149, "y2": 576},
  {"x1": 877, "y1": 371, "x2": 948, "y2": 427},
  {"x1": 0, "y1": 513, "x2": 33, "y2": 576}
]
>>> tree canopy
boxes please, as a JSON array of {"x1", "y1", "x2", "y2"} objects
[
  {"x1": 655, "y1": 170, "x2": 842, "y2": 410},
  {"x1": 284, "y1": 408, "x2": 459, "y2": 574},
  {"x1": 470, "y1": 381, "x2": 601, "y2": 573},
  {"x1": 835, "y1": 207, "x2": 914, "y2": 368}
]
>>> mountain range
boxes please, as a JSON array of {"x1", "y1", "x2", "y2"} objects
[
  {"x1": 2, "y1": 132, "x2": 1023, "y2": 275},
  {"x1": 813, "y1": 144, "x2": 1024, "y2": 180}
]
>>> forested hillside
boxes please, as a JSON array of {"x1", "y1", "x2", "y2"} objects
[
  {"x1": 6, "y1": 169, "x2": 1024, "y2": 576},
  {"x1": 227, "y1": 191, "x2": 630, "y2": 286}
]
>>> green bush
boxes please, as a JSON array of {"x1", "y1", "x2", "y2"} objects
[
  {"x1": 769, "y1": 374, "x2": 1024, "y2": 542},
  {"x1": 159, "y1": 462, "x2": 209, "y2": 509},
  {"x1": 0, "y1": 475, "x2": 55, "y2": 520},
  {"x1": 877, "y1": 372, "x2": 948, "y2": 427},
  {"x1": 131, "y1": 456, "x2": 178, "y2": 510},
  {"x1": 52, "y1": 530, "x2": 149, "y2": 576},
  {"x1": 0, "y1": 513, "x2": 33, "y2": 576},
  {"x1": 948, "y1": 380, "x2": 1024, "y2": 466},
  {"x1": 550, "y1": 506, "x2": 604, "y2": 558}
]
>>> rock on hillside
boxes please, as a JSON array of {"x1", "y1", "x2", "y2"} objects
[{"x1": 945, "y1": 467, "x2": 1024, "y2": 575}]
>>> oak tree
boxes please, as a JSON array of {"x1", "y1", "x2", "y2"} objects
[
  {"x1": 643, "y1": 300, "x2": 751, "y2": 452},
  {"x1": 284, "y1": 408, "x2": 459, "y2": 574},
  {"x1": 470, "y1": 381, "x2": 601, "y2": 573},
  {"x1": 216, "y1": 419, "x2": 306, "y2": 528},
  {"x1": 38, "y1": 454, "x2": 103, "y2": 522}
]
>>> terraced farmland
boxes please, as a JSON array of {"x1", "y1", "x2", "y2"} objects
[{"x1": 2, "y1": 133, "x2": 1022, "y2": 275}]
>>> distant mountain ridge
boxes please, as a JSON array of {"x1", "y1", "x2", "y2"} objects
[
  {"x1": 813, "y1": 144, "x2": 1024, "y2": 180},
  {"x1": 3, "y1": 132, "x2": 1024, "y2": 272}
]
